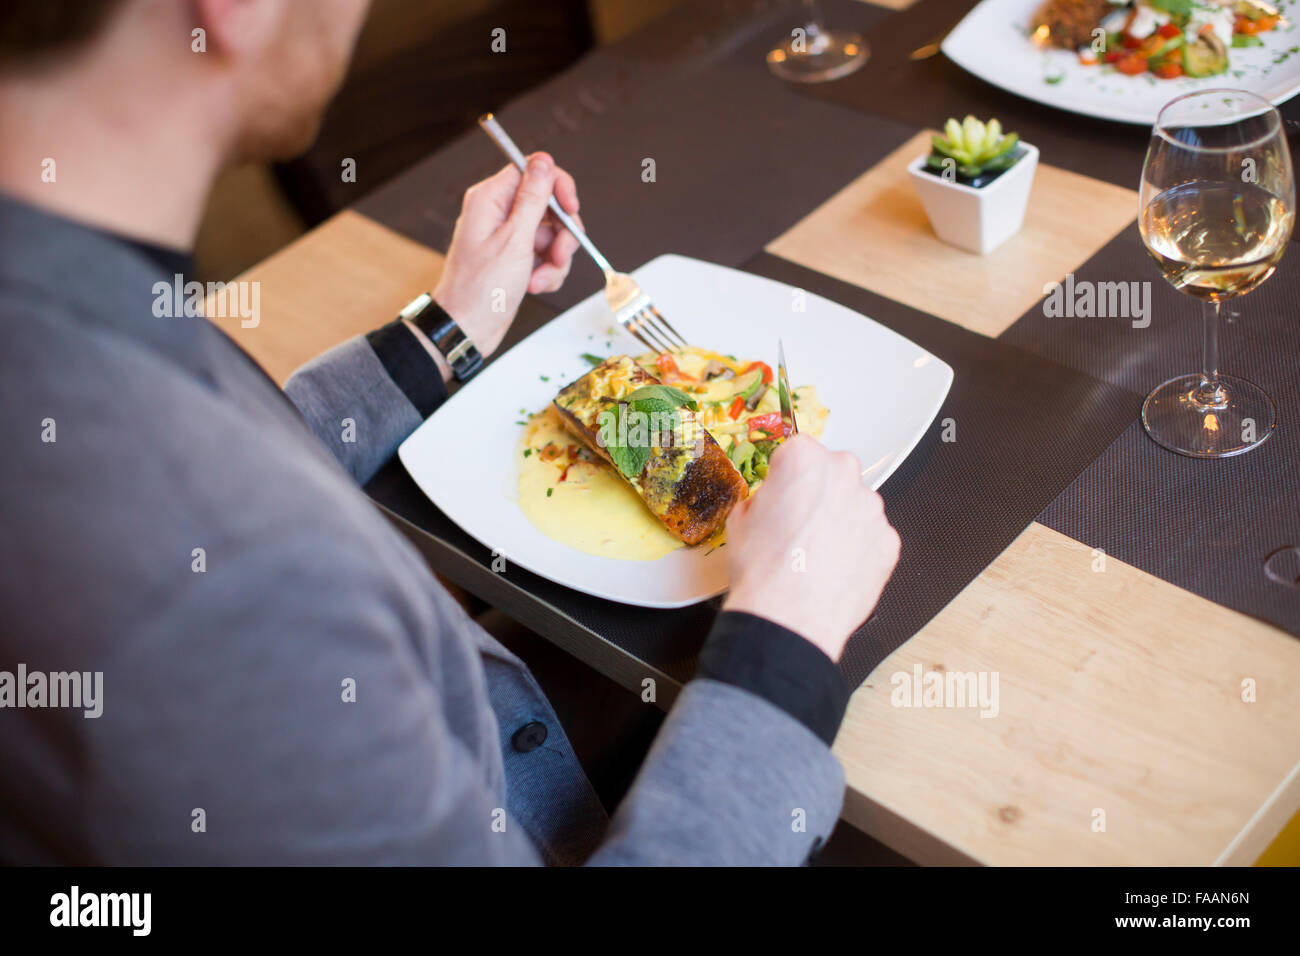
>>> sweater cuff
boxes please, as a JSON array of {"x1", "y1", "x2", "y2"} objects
[
  {"x1": 365, "y1": 318, "x2": 447, "y2": 419},
  {"x1": 695, "y1": 611, "x2": 850, "y2": 747}
]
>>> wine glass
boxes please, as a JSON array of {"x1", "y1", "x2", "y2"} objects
[
  {"x1": 766, "y1": 0, "x2": 868, "y2": 83},
  {"x1": 1138, "y1": 89, "x2": 1295, "y2": 458}
]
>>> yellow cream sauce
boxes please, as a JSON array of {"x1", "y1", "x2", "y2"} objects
[{"x1": 515, "y1": 347, "x2": 828, "y2": 562}]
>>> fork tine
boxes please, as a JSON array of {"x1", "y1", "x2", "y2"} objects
[
  {"x1": 631, "y1": 308, "x2": 675, "y2": 355},
  {"x1": 646, "y1": 306, "x2": 689, "y2": 350},
  {"x1": 619, "y1": 315, "x2": 661, "y2": 355}
]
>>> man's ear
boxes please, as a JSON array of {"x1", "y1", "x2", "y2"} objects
[{"x1": 192, "y1": 0, "x2": 283, "y2": 59}]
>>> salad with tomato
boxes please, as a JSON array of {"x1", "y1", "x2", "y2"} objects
[
  {"x1": 1037, "y1": 0, "x2": 1285, "y2": 79},
  {"x1": 629, "y1": 347, "x2": 828, "y2": 488}
]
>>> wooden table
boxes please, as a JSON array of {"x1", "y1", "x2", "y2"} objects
[{"x1": 212, "y1": 202, "x2": 1300, "y2": 867}]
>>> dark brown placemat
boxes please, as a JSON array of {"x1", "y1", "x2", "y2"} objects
[
  {"x1": 1003, "y1": 225, "x2": 1300, "y2": 635},
  {"x1": 368, "y1": 254, "x2": 1141, "y2": 688},
  {"x1": 354, "y1": 0, "x2": 910, "y2": 313}
]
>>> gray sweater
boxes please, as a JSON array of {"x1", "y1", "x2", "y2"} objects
[{"x1": 0, "y1": 196, "x2": 845, "y2": 865}]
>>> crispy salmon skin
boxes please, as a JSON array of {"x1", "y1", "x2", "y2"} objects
[{"x1": 552, "y1": 356, "x2": 749, "y2": 545}]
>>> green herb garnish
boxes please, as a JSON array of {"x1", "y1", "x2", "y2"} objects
[
  {"x1": 605, "y1": 404, "x2": 654, "y2": 479},
  {"x1": 625, "y1": 383, "x2": 699, "y2": 411},
  {"x1": 601, "y1": 385, "x2": 699, "y2": 479}
]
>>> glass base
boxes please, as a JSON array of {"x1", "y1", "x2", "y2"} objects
[
  {"x1": 766, "y1": 30, "x2": 868, "y2": 83},
  {"x1": 1141, "y1": 373, "x2": 1276, "y2": 458}
]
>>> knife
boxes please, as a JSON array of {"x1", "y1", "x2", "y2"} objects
[{"x1": 777, "y1": 339, "x2": 798, "y2": 436}]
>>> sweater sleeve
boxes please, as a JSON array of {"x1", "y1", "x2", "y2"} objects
[
  {"x1": 283, "y1": 319, "x2": 447, "y2": 484},
  {"x1": 696, "y1": 610, "x2": 850, "y2": 745},
  {"x1": 585, "y1": 678, "x2": 845, "y2": 866}
]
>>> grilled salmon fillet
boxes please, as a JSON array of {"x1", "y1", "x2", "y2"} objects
[
  {"x1": 553, "y1": 356, "x2": 749, "y2": 545},
  {"x1": 1031, "y1": 0, "x2": 1112, "y2": 49}
]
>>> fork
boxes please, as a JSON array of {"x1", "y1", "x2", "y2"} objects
[{"x1": 478, "y1": 113, "x2": 689, "y2": 354}]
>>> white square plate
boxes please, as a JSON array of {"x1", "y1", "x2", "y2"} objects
[
  {"x1": 943, "y1": 0, "x2": 1300, "y2": 126},
  {"x1": 399, "y1": 254, "x2": 953, "y2": 608}
]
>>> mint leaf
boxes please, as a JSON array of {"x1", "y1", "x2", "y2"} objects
[
  {"x1": 600, "y1": 389, "x2": 695, "y2": 479},
  {"x1": 630, "y1": 396, "x2": 680, "y2": 431},
  {"x1": 608, "y1": 442, "x2": 651, "y2": 479},
  {"x1": 604, "y1": 404, "x2": 654, "y2": 479},
  {"x1": 625, "y1": 383, "x2": 698, "y2": 411}
]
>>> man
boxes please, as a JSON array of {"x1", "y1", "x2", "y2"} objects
[{"x1": 0, "y1": 0, "x2": 899, "y2": 865}]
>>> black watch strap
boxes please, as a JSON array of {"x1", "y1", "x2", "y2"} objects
[{"x1": 401, "y1": 293, "x2": 484, "y2": 382}]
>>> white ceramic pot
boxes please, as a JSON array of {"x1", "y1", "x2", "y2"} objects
[{"x1": 906, "y1": 142, "x2": 1039, "y2": 255}]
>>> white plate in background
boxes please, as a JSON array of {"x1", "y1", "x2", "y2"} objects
[{"x1": 943, "y1": 0, "x2": 1300, "y2": 126}]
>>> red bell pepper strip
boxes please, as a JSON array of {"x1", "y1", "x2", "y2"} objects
[
  {"x1": 655, "y1": 352, "x2": 693, "y2": 383},
  {"x1": 747, "y1": 412, "x2": 785, "y2": 440}
]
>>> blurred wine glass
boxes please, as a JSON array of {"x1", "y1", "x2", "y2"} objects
[
  {"x1": 766, "y1": 0, "x2": 868, "y2": 83},
  {"x1": 1137, "y1": 89, "x2": 1294, "y2": 457}
]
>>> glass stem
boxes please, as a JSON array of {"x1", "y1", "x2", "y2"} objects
[
  {"x1": 803, "y1": 0, "x2": 825, "y2": 37},
  {"x1": 1195, "y1": 298, "x2": 1227, "y2": 407}
]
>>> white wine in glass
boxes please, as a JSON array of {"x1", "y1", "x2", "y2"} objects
[
  {"x1": 766, "y1": 0, "x2": 868, "y2": 84},
  {"x1": 1137, "y1": 89, "x2": 1295, "y2": 458}
]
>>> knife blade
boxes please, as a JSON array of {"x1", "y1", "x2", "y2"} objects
[{"x1": 777, "y1": 339, "x2": 798, "y2": 436}]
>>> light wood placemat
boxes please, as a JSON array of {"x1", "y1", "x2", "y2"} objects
[
  {"x1": 768, "y1": 130, "x2": 1138, "y2": 338},
  {"x1": 207, "y1": 210, "x2": 445, "y2": 384},
  {"x1": 834, "y1": 522, "x2": 1300, "y2": 865}
]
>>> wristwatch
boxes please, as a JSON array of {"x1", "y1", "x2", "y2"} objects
[{"x1": 399, "y1": 292, "x2": 484, "y2": 382}]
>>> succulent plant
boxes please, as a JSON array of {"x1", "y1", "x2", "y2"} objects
[{"x1": 927, "y1": 116, "x2": 1021, "y2": 180}]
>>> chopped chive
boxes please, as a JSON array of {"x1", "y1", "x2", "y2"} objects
[{"x1": 546, "y1": 488, "x2": 554, "y2": 497}]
